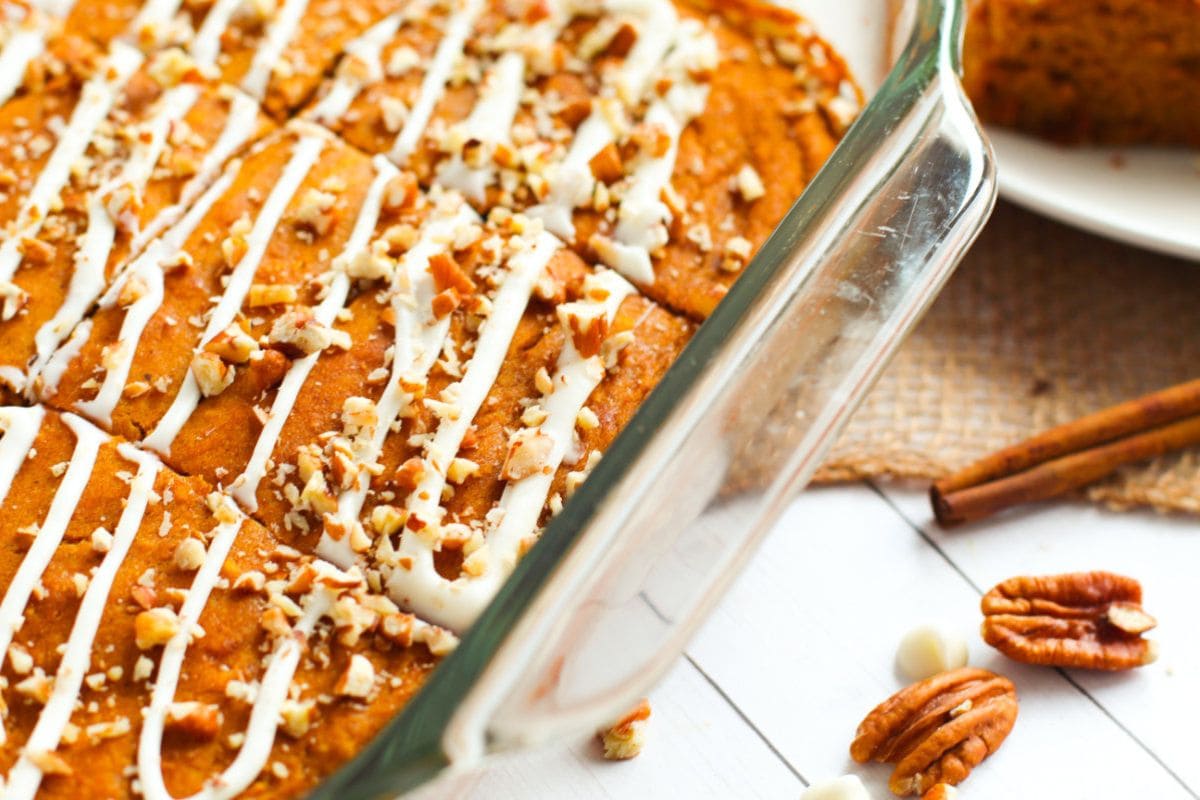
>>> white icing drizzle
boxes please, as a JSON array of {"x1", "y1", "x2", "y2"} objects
[
  {"x1": 38, "y1": 318, "x2": 91, "y2": 396},
  {"x1": 528, "y1": 0, "x2": 681, "y2": 240},
  {"x1": 0, "y1": 413, "x2": 105, "y2": 742},
  {"x1": 5, "y1": 443, "x2": 159, "y2": 800},
  {"x1": 0, "y1": 25, "x2": 45, "y2": 107},
  {"x1": 232, "y1": 155, "x2": 400, "y2": 510},
  {"x1": 131, "y1": 90, "x2": 262, "y2": 254},
  {"x1": 239, "y1": 0, "x2": 311, "y2": 100},
  {"x1": 0, "y1": 406, "x2": 45, "y2": 507},
  {"x1": 74, "y1": 163, "x2": 235, "y2": 425},
  {"x1": 0, "y1": 42, "x2": 143, "y2": 292},
  {"x1": 127, "y1": 0, "x2": 185, "y2": 47},
  {"x1": 27, "y1": 195, "x2": 114, "y2": 381},
  {"x1": 144, "y1": 131, "x2": 326, "y2": 454},
  {"x1": 137, "y1": 496, "x2": 342, "y2": 800},
  {"x1": 594, "y1": 19, "x2": 717, "y2": 284},
  {"x1": 119, "y1": 84, "x2": 202, "y2": 205},
  {"x1": 385, "y1": 269, "x2": 635, "y2": 631},
  {"x1": 190, "y1": 0, "x2": 243, "y2": 69},
  {"x1": 434, "y1": 51, "x2": 525, "y2": 202},
  {"x1": 605, "y1": 0, "x2": 679, "y2": 105},
  {"x1": 315, "y1": 201, "x2": 477, "y2": 566},
  {"x1": 388, "y1": 0, "x2": 484, "y2": 164},
  {"x1": 27, "y1": 83, "x2": 200, "y2": 386},
  {"x1": 70, "y1": 253, "x2": 163, "y2": 423},
  {"x1": 29, "y1": 0, "x2": 75, "y2": 16},
  {"x1": 309, "y1": 12, "x2": 404, "y2": 123},
  {"x1": 528, "y1": 110, "x2": 613, "y2": 240},
  {"x1": 598, "y1": 101, "x2": 678, "y2": 284}
]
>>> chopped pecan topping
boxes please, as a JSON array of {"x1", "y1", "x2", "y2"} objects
[
  {"x1": 27, "y1": 749, "x2": 73, "y2": 776},
  {"x1": 558, "y1": 301, "x2": 609, "y2": 358},
  {"x1": 501, "y1": 429, "x2": 553, "y2": 481},
  {"x1": 850, "y1": 667, "x2": 1017, "y2": 796},
  {"x1": 268, "y1": 309, "x2": 341, "y2": 357},
  {"x1": 427, "y1": 252, "x2": 476, "y2": 296},
  {"x1": 334, "y1": 653, "x2": 376, "y2": 699},
  {"x1": 191, "y1": 351, "x2": 236, "y2": 397},
  {"x1": 165, "y1": 701, "x2": 222, "y2": 741},
  {"x1": 981, "y1": 571, "x2": 1158, "y2": 670},
  {"x1": 922, "y1": 785, "x2": 958, "y2": 800},
  {"x1": 134, "y1": 607, "x2": 181, "y2": 650},
  {"x1": 588, "y1": 142, "x2": 624, "y2": 185},
  {"x1": 430, "y1": 287, "x2": 461, "y2": 319},
  {"x1": 600, "y1": 699, "x2": 651, "y2": 760}
]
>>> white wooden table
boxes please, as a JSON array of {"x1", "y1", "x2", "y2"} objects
[{"x1": 473, "y1": 483, "x2": 1199, "y2": 799}]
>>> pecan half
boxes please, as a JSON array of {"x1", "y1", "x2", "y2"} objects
[
  {"x1": 981, "y1": 571, "x2": 1157, "y2": 670},
  {"x1": 850, "y1": 667, "x2": 1017, "y2": 796}
]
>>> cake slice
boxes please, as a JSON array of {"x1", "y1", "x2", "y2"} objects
[
  {"x1": 0, "y1": 38, "x2": 269, "y2": 398},
  {"x1": 306, "y1": 0, "x2": 859, "y2": 318},
  {"x1": 0, "y1": 405, "x2": 453, "y2": 799},
  {"x1": 39, "y1": 121, "x2": 383, "y2": 455},
  {"x1": 964, "y1": 0, "x2": 1200, "y2": 146}
]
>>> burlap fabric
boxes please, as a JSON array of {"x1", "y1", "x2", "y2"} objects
[{"x1": 815, "y1": 201, "x2": 1200, "y2": 514}]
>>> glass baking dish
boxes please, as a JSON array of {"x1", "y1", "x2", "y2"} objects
[{"x1": 310, "y1": 0, "x2": 995, "y2": 796}]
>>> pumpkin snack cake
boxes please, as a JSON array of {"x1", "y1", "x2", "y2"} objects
[
  {"x1": 0, "y1": 0, "x2": 860, "y2": 793},
  {"x1": 0, "y1": 405, "x2": 454, "y2": 799},
  {"x1": 0, "y1": 38, "x2": 269, "y2": 399},
  {"x1": 306, "y1": 0, "x2": 859, "y2": 318},
  {"x1": 41, "y1": 120, "x2": 693, "y2": 625}
]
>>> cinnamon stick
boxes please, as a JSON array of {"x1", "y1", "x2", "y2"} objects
[
  {"x1": 932, "y1": 378, "x2": 1200, "y2": 526},
  {"x1": 935, "y1": 377, "x2": 1200, "y2": 496}
]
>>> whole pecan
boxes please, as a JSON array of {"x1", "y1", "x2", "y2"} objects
[
  {"x1": 981, "y1": 571, "x2": 1157, "y2": 670},
  {"x1": 850, "y1": 667, "x2": 1017, "y2": 796}
]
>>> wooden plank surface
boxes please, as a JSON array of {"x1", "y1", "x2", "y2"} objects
[{"x1": 474, "y1": 484, "x2": 1194, "y2": 799}]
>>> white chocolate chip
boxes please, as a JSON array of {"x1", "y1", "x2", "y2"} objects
[
  {"x1": 801, "y1": 775, "x2": 872, "y2": 800},
  {"x1": 895, "y1": 625, "x2": 969, "y2": 682}
]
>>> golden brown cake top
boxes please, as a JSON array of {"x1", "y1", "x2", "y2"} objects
[{"x1": 0, "y1": 406, "x2": 455, "y2": 799}]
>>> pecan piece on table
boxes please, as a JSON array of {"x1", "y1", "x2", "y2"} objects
[
  {"x1": 981, "y1": 571, "x2": 1157, "y2": 670},
  {"x1": 850, "y1": 667, "x2": 1017, "y2": 796}
]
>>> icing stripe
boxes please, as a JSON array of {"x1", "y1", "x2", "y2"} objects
[
  {"x1": 309, "y1": 12, "x2": 404, "y2": 124},
  {"x1": 0, "y1": 406, "x2": 45, "y2": 507},
  {"x1": 528, "y1": 111, "x2": 612, "y2": 239},
  {"x1": 0, "y1": 26, "x2": 45, "y2": 107},
  {"x1": 606, "y1": 0, "x2": 679, "y2": 105},
  {"x1": 528, "y1": 0, "x2": 680, "y2": 240},
  {"x1": 0, "y1": 413, "x2": 105, "y2": 742},
  {"x1": 127, "y1": 0, "x2": 184, "y2": 46},
  {"x1": 231, "y1": 155, "x2": 400, "y2": 511},
  {"x1": 240, "y1": 0, "x2": 310, "y2": 100},
  {"x1": 74, "y1": 163, "x2": 235, "y2": 426},
  {"x1": 434, "y1": 51, "x2": 525, "y2": 202},
  {"x1": 602, "y1": 101, "x2": 680, "y2": 284},
  {"x1": 385, "y1": 269, "x2": 635, "y2": 630},
  {"x1": 190, "y1": 0, "x2": 243, "y2": 69},
  {"x1": 0, "y1": 42, "x2": 143, "y2": 289},
  {"x1": 27, "y1": 196, "x2": 114, "y2": 381},
  {"x1": 315, "y1": 202, "x2": 477, "y2": 566},
  {"x1": 28, "y1": 84, "x2": 200, "y2": 384},
  {"x1": 137, "y1": 499, "x2": 337, "y2": 800},
  {"x1": 144, "y1": 132, "x2": 326, "y2": 454},
  {"x1": 132, "y1": 90, "x2": 262, "y2": 255},
  {"x1": 388, "y1": 0, "x2": 484, "y2": 164},
  {"x1": 38, "y1": 318, "x2": 91, "y2": 396},
  {"x1": 5, "y1": 443, "x2": 159, "y2": 800}
]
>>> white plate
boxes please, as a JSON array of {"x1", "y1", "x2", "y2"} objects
[{"x1": 990, "y1": 128, "x2": 1200, "y2": 262}]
